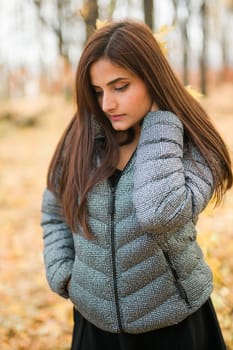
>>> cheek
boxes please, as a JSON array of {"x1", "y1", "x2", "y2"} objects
[
  {"x1": 133, "y1": 89, "x2": 151, "y2": 112},
  {"x1": 124, "y1": 89, "x2": 150, "y2": 109}
]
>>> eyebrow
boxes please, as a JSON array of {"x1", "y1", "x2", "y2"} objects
[{"x1": 92, "y1": 77, "x2": 129, "y2": 88}]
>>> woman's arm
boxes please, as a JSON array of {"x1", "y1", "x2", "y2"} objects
[
  {"x1": 41, "y1": 188, "x2": 75, "y2": 298},
  {"x1": 133, "y1": 110, "x2": 214, "y2": 234}
]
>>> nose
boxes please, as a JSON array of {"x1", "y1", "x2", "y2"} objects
[{"x1": 101, "y1": 92, "x2": 117, "y2": 113}]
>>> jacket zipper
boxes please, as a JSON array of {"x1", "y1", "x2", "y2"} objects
[
  {"x1": 108, "y1": 152, "x2": 136, "y2": 332},
  {"x1": 163, "y1": 251, "x2": 191, "y2": 308},
  {"x1": 110, "y1": 185, "x2": 123, "y2": 332}
]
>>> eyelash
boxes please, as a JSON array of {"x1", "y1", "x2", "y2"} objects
[
  {"x1": 115, "y1": 83, "x2": 129, "y2": 91},
  {"x1": 94, "y1": 83, "x2": 129, "y2": 97}
]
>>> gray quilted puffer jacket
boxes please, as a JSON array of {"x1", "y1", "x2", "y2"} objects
[{"x1": 41, "y1": 111, "x2": 214, "y2": 334}]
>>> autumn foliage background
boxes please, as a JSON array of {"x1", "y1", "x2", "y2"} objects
[{"x1": 1, "y1": 1, "x2": 233, "y2": 349}]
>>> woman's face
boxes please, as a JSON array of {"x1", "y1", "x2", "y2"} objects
[{"x1": 90, "y1": 58, "x2": 155, "y2": 132}]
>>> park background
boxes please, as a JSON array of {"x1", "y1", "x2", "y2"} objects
[{"x1": 0, "y1": 0, "x2": 233, "y2": 349}]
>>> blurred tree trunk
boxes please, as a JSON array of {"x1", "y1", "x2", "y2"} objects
[
  {"x1": 180, "y1": 0, "x2": 191, "y2": 86},
  {"x1": 108, "y1": 0, "x2": 117, "y2": 20},
  {"x1": 221, "y1": 19, "x2": 228, "y2": 77},
  {"x1": 200, "y1": 0, "x2": 208, "y2": 95},
  {"x1": 56, "y1": 0, "x2": 67, "y2": 60},
  {"x1": 143, "y1": 0, "x2": 154, "y2": 30},
  {"x1": 172, "y1": 0, "x2": 190, "y2": 85},
  {"x1": 81, "y1": 0, "x2": 99, "y2": 41},
  {"x1": 33, "y1": 0, "x2": 71, "y2": 62},
  {"x1": 172, "y1": 0, "x2": 178, "y2": 23},
  {"x1": 220, "y1": 0, "x2": 233, "y2": 80},
  {"x1": 33, "y1": 0, "x2": 81, "y2": 95}
]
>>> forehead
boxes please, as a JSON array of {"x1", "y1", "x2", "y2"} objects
[{"x1": 90, "y1": 58, "x2": 134, "y2": 86}]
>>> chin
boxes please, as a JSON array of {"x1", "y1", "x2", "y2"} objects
[{"x1": 111, "y1": 124, "x2": 129, "y2": 131}]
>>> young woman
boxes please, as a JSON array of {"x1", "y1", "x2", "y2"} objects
[{"x1": 41, "y1": 20, "x2": 232, "y2": 350}]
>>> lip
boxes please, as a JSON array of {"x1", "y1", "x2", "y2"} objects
[{"x1": 109, "y1": 114, "x2": 125, "y2": 121}]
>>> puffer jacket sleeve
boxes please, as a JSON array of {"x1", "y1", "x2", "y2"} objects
[
  {"x1": 133, "y1": 110, "x2": 214, "y2": 234},
  {"x1": 41, "y1": 188, "x2": 75, "y2": 298}
]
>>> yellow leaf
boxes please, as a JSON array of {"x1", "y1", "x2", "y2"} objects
[
  {"x1": 154, "y1": 24, "x2": 174, "y2": 38},
  {"x1": 185, "y1": 85, "x2": 203, "y2": 100},
  {"x1": 154, "y1": 25, "x2": 174, "y2": 56},
  {"x1": 96, "y1": 19, "x2": 109, "y2": 30}
]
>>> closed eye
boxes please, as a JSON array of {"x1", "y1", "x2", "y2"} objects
[
  {"x1": 115, "y1": 83, "x2": 129, "y2": 91},
  {"x1": 93, "y1": 83, "x2": 129, "y2": 97}
]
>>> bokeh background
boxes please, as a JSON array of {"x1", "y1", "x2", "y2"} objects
[{"x1": 0, "y1": 1, "x2": 233, "y2": 349}]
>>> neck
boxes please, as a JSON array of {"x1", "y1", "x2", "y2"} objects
[{"x1": 115, "y1": 124, "x2": 141, "y2": 146}]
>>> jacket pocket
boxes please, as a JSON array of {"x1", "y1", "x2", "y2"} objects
[
  {"x1": 163, "y1": 250, "x2": 191, "y2": 308},
  {"x1": 67, "y1": 263, "x2": 78, "y2": 307}
]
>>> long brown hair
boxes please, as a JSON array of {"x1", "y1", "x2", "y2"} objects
[{"x1": 47, "y1": 20, "x2": 232, "y2": 237}]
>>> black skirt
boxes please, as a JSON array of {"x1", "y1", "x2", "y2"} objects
[
  {"x1": 70, "y1": 173, "x2": 226, "y2": 349},
  {"x1": 70, "y1": 299, "x2": 226, "y2": 350}
]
